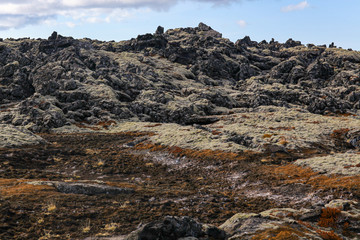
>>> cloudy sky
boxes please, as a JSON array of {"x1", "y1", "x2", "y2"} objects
[{"x1": 0, "y1": 0, "x2": 359, "y2": 50}]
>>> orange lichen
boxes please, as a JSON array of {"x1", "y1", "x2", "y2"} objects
[
  {"x1": 211, "y1": 130, "x2": 222, "y2": 135},
  {"x1": 265, "y1": 164, "x2": 360, "y2": 190},
  {"x1": 0, "y1": 178, "x2": 22, "y2": 187},
  {"x1": 318, "y1": 207, "x2": 342, "y2": 228},
  {"x1": 336, "y1": 112, "x2": 356, "y2": 117},
  {"x1": 74, "y1": 120, "x2": 117, "y2": 130},
  {"x1": 297, "y1": 220, "x2": 315, "y2": 230},
  {"x1": 278, "y1": 136, "x2": 289, "y2": 145},
  {"x1": 306, "y1": 121, "x2": 321, "y2": 124},
  {"x1": 343, "y1": 222, "x2": 350, "y2": 232},
  {"x1": 96, "y1": 120, "x2": 117, "y2": 130},
  {"x1": 316, "y1": 230, "x2": 342, "y2": 240},
  {"x1": 330, "y1": 128, "x2": 350, "y2": 138},
  {"x1": 251, "y1": 226, "x2": 305, "y2": 240},
  {"x1": 144, "y1": 123, "x2": 162, "y2": 128},
  {"x1": 263, "y1": 134, "x2": 273, "y2": 138},
  {"x1": 270, "y1": 164, "x2": 318, "y2": 181},
  {"x1": 169, "y1": 148, "x2": 246, "y2": 162},
  {"x1": 272, "y1": 231, "x2": 300, "y2": 240},
  {"x1": 1, "y1": 181, "x2": 56, "y2": 197},
  {"x1": 134, "y1": 143, "x2": 166, "y2": 152},
  {"x1": 134, "y1": 143, "x2": 251, "y2": 162}
]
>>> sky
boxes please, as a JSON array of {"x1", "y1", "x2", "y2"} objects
[{"x1": 0, "y1": 0, "x2": 359, "y2": 50}]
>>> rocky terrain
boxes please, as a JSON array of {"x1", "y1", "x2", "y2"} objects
[{"x1": 0, "y1": 23, "x2": 360, "y2": 239}]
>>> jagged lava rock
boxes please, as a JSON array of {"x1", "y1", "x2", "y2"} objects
[{"x1": 0, "y1": 23, "x2": 359, "y2": 132}]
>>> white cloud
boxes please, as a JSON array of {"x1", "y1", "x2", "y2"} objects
[
  {"x1": 0, "y1": 0, "x2": 247, "y2": 30},
  {"x1": 66, "y1": 22, "x2": 76, "y2": 28},
  {"x1": 281, "y1": 1, "x2": 309, "y2": 12},
  {"x1": 237, "y1": 20, "x2": 247, "y2": 28}
]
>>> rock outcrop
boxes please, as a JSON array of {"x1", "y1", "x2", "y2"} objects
[
  {"x1": 0, "y1": 124, "x2": 45, "y2": 147},
  {"x1": 0, "y1": 23, "x2": 359, "y2": 132},
  {"x1": 117, "y1": 199, "x2": 360, "y2": 240}
]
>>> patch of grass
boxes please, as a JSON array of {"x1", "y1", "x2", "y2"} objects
[
  {"x1": 85, "y1": 148, "x2": 101, "y2": 155},
  {"x1": 38, "y1": 230, "x2": 61, "y2": 240},
  {"x1": 97, "y1": 160, "x2": 105, "y2": 167},
  {"x1": 82, "y1": 219, "x2": 91, "y2": 233},
  {"x1": 104, "y1": 222, "x2": 119, "y2": 231},
  {"x1": 46, "y1": 200, "x2": 57, "y2": 212},
  {"x1": 37, "y1": 217, "x2": 44, "y2": 224}
]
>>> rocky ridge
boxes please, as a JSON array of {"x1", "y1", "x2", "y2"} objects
[{"x1": 0, "y1": 23, "x2": 359, "y2": 132}]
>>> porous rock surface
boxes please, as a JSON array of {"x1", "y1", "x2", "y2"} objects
[
  {"x1": 0, "y1": 23, "x2": 359, "y2": 132},
  {"x1": 96, "y1": 199, "x2": 360, "y2": 240},
  {"x1": 27, "y1": 181, "x2": 134, "y2": 195},
  {"x1": 0, "y1": 124, "x2": 45, "y2": 147}
]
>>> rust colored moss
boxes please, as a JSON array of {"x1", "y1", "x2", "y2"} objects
[
  {"x1": 211, "y1": 130, "x2": 222, "y2": 135},
  {"x1": 278, "y1": 136, "x2": 289, "y2": 145},
  {"x1": 297, "y1": 220, "x2": 315, "y2": 230},
  {"x1": 316, "y1": 230, "x2": 342, "y2": 240},
  {"x1": 74, "y1": 123, "x2": 100, "y2": 131},
  {"x1": 265, "y1": 164, "x2": 360, "y2": 190},
  {"x1": 134, "y1": 143, "x2": 166, "y2": 152},
  {"x1": 263, "y1": 134, "x2": 273, "y2": 138},
  {"x1": 251, "y1": 226, "x2": 305, "y2": 240},
  {"x1": 306, "y1": 121, "x2": 321, "y2": 124},
  {"x1": 144, "y1": 123, "x2": 162, "y2": 128},
  {"x1": 330, "y1": 128, "x2": 350, "y2": 138},
  {"x1": 318, "y1": 207, "x2": 342, "y2": 228},
  {"x1": 134, "y1": 143, "x2": 249, "y2": 162},
  {"x1": 1, "y1": 182, "x2": 56, "y2": 197},
  {"x1": 96, "y1": 120, "x2": 117, "y2": 130}
]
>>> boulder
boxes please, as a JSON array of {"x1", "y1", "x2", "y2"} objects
[{"x1": 0, "y1": 124, "x2": 45, "y2": 148}]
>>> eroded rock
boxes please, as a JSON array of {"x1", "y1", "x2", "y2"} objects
[
  {"x1": 124, "y1": 216, "x2": 225, "y2": 240},
  {"x1": 0, "y1": 24, "x2": 359, "y2": 132},
  {"x1": 0, "y1": 124, "x2": 45, "y2": 148}
]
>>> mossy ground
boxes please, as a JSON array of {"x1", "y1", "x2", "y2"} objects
[{"x1": 0, "y1": 128, "x2": 359, "y2": 239}]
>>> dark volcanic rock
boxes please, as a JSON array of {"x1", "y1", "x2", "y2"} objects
[
  {"x1": 125, "y1": 216, "x2": 226, "y2": 240},
  {"x1": 54, "y1": 182, "x2": 134, "y2": 195},
  {"x1": 0, "y1": 23, "x2": 360, "y2": 132}
]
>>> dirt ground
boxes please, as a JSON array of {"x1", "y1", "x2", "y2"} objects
[{"x1": 0, "y1": 132, "x2": 359, "y2": 239}]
